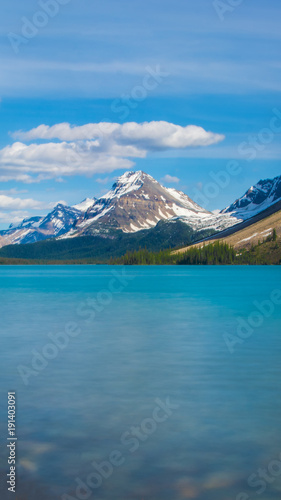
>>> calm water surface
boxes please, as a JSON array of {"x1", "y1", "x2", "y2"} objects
[{"x1": 0, "y1": 266, "x2": 281, "y2": 500}]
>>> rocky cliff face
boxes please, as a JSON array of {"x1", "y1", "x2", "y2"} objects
[{"x1": 221, "y1": 175, "x2": 281, "y2": 220}]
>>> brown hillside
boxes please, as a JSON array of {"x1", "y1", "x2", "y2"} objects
[{"x1": 174, "y1": 209, "x2": 281, "y2": 254}]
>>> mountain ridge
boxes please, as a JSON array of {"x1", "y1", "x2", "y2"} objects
[
  {"x1": 60, "y1": 170, "x2": 240, "y2": 239},
  {"x1": 221, "y1": 175, "x2": 281, "y2": 220},
  {"x1": 0, "y1": 170, "x2": 240, "y2": 248},
  {"x1": 0, "y1": 171, "x2": 280, "y2": 251}
]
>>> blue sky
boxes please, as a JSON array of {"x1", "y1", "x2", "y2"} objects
[{"x1": 0, "y1": 0, "x2": 280, "y2": 228}]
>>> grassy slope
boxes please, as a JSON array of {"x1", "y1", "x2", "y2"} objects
[{"x1": 174, "y1": 209, "x2": 281, "y2": 257}]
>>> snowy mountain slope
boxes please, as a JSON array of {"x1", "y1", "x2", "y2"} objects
[
  {"x1": 73, "y1": 198, "x2": 96, "y2": 211},
  {"x1": 221, "y1": 175, "x2": 281, "y2": 220},
  {"x1": 174, "y1": 199, "x2": 281, "y2": 259},
  {"x1": 8, "y1": 216, "x2": 43, "y2": 230},
  {"x1": 171, "y1": 212, "x2": 241, "y2": 233},
  {"x1": 0, "y1": 204, "x2": 82, "y2": 246},
  {"x1": 35, "y1": 204, "x2": 82, "y2": 236},
  {"x1": 1, "y1": 171, "x2": 280, "y2": 250},
  {"x1": 60, "y1": 171, "x2": 241, "y2": 239}
]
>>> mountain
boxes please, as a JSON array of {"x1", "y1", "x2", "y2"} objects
[
  {"x1": 0, "y1": 171, "x2": 280, "y2": 262},
  {"x1": 174, "y1": 203, "x2": 281, "y2": 266},
  {"x1": 0, "y1": 204, "x2": 82, "y2": 246},
  {"x1": 59, "y1": 171, "x2": 240, "y2": 239},
  {"x1": 72, "y1": 197, "x2": 96, "y2": 211},
  {"x1": 0, "y1": 171, "x2": 241, "y2": 249},
  {"x1": 221, "y1": 175, "x2": 281, "y2": 220},
  {"x1": 1, "y1": 171, "x2": 281, "y2": 257},
  {"x1": 172, "y1": 176, "x2": 281, "y2": 256}
]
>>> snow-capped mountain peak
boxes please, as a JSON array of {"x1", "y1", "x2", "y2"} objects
[
  {"x1": 59, "y1": 170, "x2": 240, "y2": 238},
  {"x1": 2, "y1": 171, "x2": 280, "y2": 249},
  {"x1": 9, "y1": 216, "x2": 43, "y2": 231},
  {"x1": 73, "y1": 197, "x2": 96, "y2": 212},
  {"x1": 102, "y1": 171, "x2": 153, "y2": 201},
  {"x1": 221, "y1": 175, "x2": 281, "y2": 220},
  {"x1": 1, "y1": 202, "x2": 85, "y2": 246}
]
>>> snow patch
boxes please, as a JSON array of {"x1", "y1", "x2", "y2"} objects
[{"x1": 73, "y1": 198, "x2": 95, "y2": 212}]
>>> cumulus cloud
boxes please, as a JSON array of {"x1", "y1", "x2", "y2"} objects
[
  {"x1": 12, "y1": 121, "x2": 224, "y2": 148},
  {"x1": 0, "y1": 194, "x2": 63, "y2": 211},
  {"x1": 162, "y1": 174, "x2": 180, "y2": 184},
  {"x1": 2, "y1": 121, "x2": 225, "y2": 182},
  {"x1": 0, "y1": 141, "x2": 134, "y2": 183},
  {"x1": 0, "y1": 195, "x2": 44, "y2": 210}
]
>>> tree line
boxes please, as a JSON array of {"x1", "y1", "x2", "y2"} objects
[{"x1": 111, "y1": 230, "x2": 280, "y2": 266}]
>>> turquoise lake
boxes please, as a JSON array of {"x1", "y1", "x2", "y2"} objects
[{"x1": 0, "y1": 265, "x2": 281, "y2": 500}]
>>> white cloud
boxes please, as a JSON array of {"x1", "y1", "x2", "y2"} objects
[
  {"x1": 13, "y1": 121, "x2": 224, "y2": 148},
  {"x1": 2, "y1": 121, "x2": 224, "y2": 182},
  {"x1": 0, "y1": 174, "x2": 47, "y2": 184},
  {"x1": 0, "y1": 188, "x2": 28, "y2": 195},
  {"x1": 0, "y1": 211, "x2": 31, "y2": 225},
  {"x1": 0, "y1": 141, "x2": 134, "y2": 182},
  {"x1": 96, "y1": 177, "x2": 110, "y2": 185},
  {"x1": 0, "y1": 194, "x2": 63, "y2": 211},
  {"x1": 162, "y1": 174, "x2": 180, "y2": 184},
  {"x1": 0, "y1": 194, "x2": 44, "y2": 210}
]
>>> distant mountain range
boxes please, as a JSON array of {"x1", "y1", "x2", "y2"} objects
[{"x1": 0, "y1": 171, "x2": 280, "y2": 260}]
